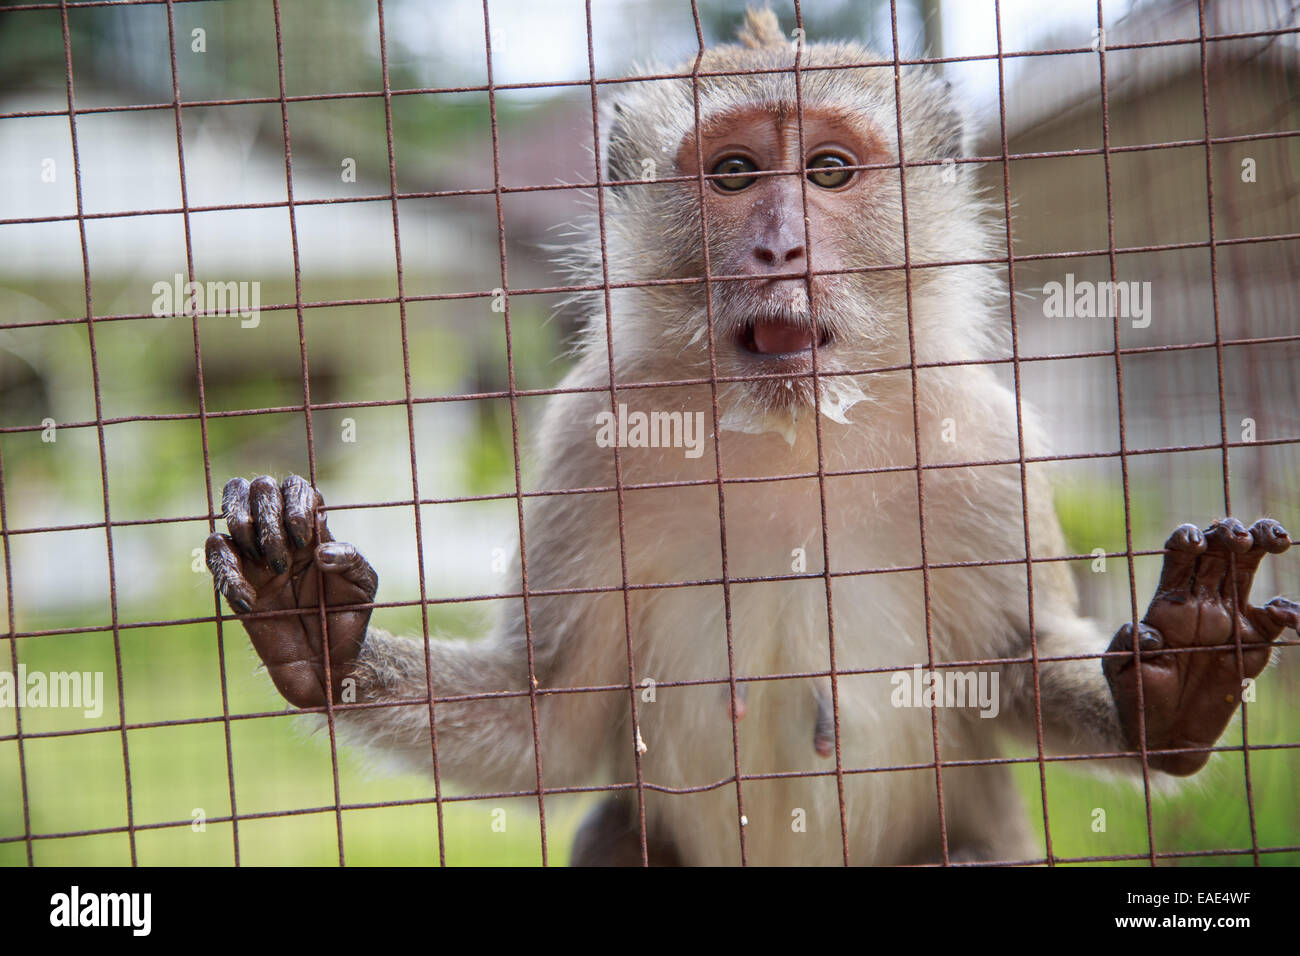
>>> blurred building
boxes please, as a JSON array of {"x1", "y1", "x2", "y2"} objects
[{"x1": 973, "y1": 0, "x2": 1299, "y2": 562}]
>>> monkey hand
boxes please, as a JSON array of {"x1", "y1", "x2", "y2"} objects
[
  {"x1": 205, "y1": 474, "x2": 377, "y2": 709},
  {"x1": 1103, "y1": 518, "x2": 1299, "y2": 776}
]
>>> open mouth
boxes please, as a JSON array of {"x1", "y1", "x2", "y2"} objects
[{"x1": 737, "y1": 316, "x2": 832, "y2": 358}]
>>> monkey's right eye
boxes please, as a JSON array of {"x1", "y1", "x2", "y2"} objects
[{"x1": 710, "y1": 156, "x2": 758, "y2": 191}]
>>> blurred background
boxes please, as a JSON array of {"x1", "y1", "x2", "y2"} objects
[{"x1": 0, "y1": 0, "x2": 1297, "y2": 865}]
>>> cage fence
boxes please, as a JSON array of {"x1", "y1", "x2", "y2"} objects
[{"x1": 0, "y1": 0, "x2": 1297, "y2": 867}]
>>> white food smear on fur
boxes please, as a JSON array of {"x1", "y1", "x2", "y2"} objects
[{"x1": 718, "y1": 376, "x2": 869, "y2": 446}]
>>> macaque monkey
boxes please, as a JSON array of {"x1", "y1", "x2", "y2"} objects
[{"x1": 204, "y1": 9, "x2": 1298, "y2": 865}]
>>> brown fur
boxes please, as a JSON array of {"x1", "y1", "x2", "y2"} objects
[{"x1": 736, "y1": 7, "x2": 787, "y2": 49}]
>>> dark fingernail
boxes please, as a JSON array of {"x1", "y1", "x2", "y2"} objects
[
  {"x1": 270, "y1": 557, "x2": 288, "y2": 574},
  {"x1": 230, "y1": 596, "x2": 251, "y2": 614},
  {"x1": 1138, "y1": 631, "x2": 1163, "y2": 652}
]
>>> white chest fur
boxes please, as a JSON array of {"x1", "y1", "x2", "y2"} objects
[{"x1": 608, "y1": 413, "x2": 955, "y2": 863}]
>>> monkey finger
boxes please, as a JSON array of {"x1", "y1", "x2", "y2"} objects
[
  {"x1": 1152, "y1": 523, "x2": 1205, "y2": 600},
  {"x1": 1192, "y1": 518, "x2": 1252, "y2": 599},
  {"x1": 222, "y1": 477, "x2": 258, "y2": 560},
  {"x1": 316, "y1": 541, "x2": 378, "y2": 599},
  {"x1": 314, "y1": 485, "x2": 333, "y2": 545},
  {"x1": 281, "y1": 474, "x2": 317, "y2": 550},
  {"x1": 1111, "y1": 620, "x2": 1165, "y2": 658},
  {"x1": 249, "y1": 475, "x2": 291, "y2": 575},
  {"x1": 205, "y1": 533, "x2": 254, "y2": 614},
  {"x1": 1246, "y1": 597, "x2": 1300, "y2": 643},
  {"x1": 1230, "y1": 519, "x2": 1291, "y2": 606},
  {"x1": 1250, "y1": 518, "x2": 1291, "y2": 554}
]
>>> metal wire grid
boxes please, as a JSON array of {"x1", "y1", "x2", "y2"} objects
[{"x1": 0, "y1": 0, "x2": 1296, "y2": 867}]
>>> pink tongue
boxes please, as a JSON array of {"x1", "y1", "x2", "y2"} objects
[{"x1": 753, "y1": 320, "x2": 814, "y2": 354}]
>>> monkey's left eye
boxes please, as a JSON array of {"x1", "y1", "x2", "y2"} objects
[
  {"x1": 807, "y1": 153, "x2": 854, "y2": 189},
  {"x1": 710, "y1": 156, "x2": 758, "y2": 191}
]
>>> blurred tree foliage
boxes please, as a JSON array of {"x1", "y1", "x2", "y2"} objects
[
  {"x1": 0, "y1": 0, "x2": 939, "y2": 201},
  {"x1": 0, "y1": 0, "x2": 494, "y2": 191}
]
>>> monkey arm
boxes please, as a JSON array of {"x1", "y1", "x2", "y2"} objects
[
  {"x1": 329, "y1": 610, "x2": 623, "y2": 792},
  {"x1": 1012, "y1": 518, "x2": 1298, "y2": 776},
  {"x1": 336, "y1": 624, "x2": 552, "y2": 792},
  {"x1": 1005, "y1": 611, "x2": 1128, "y2": 763}
]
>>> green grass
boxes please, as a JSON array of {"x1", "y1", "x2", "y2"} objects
[
  {"x1": 4, "y1": 592, "x2": 1296, "y2": 866},
  {"x1": 1010, "y1": 680, "x2": 1300, "y2": 866},
  {"x1": 0, "y1": 605, "x2": 589, "y2": 866}
]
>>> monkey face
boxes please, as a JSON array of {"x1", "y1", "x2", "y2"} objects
[
  {"x1": 596, "y1": 49, "x2": 988, "y2": 423},
  {"x1": 671, "y1": 104, "x2": 897, "y2": 411}
]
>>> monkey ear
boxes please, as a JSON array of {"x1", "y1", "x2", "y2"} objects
[
  {"x1": 603, "y1": 101, "x2": 640, "y2": 182},
  {"x1": 934, "y1": 81, "x2": 965, "y2": 160}
]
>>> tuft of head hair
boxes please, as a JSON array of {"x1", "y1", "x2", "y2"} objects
[{"x1": 736, "y1": 7, "x2": 787, "y2": 49}]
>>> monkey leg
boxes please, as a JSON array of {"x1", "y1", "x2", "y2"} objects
[
  {"x1": 569, "y1": 795, "x2": 682, "y2": 866},
  {"x1": 906, "y1": 761, "x2": 1038, "y2": 866}
]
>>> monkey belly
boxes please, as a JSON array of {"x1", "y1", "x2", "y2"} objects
[
  {"x1": 623, "y1": 567, "x2": 956, "y2": 865},
  {"x1": 551, "y1": 393, "x2": 1037, "y2": 863},
  {"x1": 638, "y1": 695, "x2": 948, "y2": 864}
]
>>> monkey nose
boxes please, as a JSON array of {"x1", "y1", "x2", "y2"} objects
[{"x1": 752, "y1": 242, "x2": 805, "y2": 267}]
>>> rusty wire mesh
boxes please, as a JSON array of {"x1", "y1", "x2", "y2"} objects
[{"x1": 0, "y1": 0, "x2": 1298, "y2": 867}]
